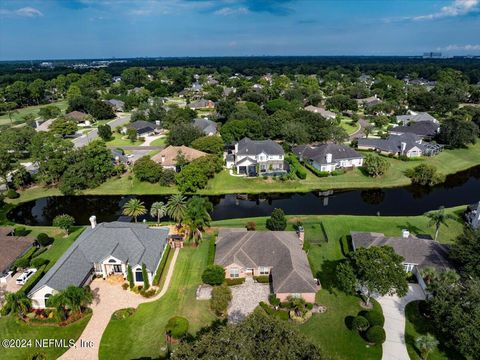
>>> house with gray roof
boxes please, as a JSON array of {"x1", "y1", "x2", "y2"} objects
[
  {"x1": 390, "y1": 121, "x2": 440, "y2": 139},
  {"x1": 28, "y1": 220, "x2": 169, "y2": 309},
  {"x1": 193, "y1": 118, "x2": 218, "y2": 136},
  {"x1": 304, "y1": 105, "x2": 336, "y2": 120},
  {"x1": 357, "y1": 133, "x2": 428, "y2": 158},
  {"x1": 396, "y1": 111, "x2": 438, "y2": 126},
  {"x1": 215, "y1": 229, "x2": 318, "y2": 302},
  {"x1": 465, "y1": 201, "x2": 480, "y2": 230},
  {"x1": 226, "y1": 137, "x2": 286, "y2": 176},
  {"x1": 104, "y1": 99, "x2": 125, "y2": 112},
  {"x1": 356, "y1": 95, "x2": 382, "y2": 108},
  {"x1": 189, "y1": 99, "x2": 215, "y2": 110},
  {"x1": 293, "y1": 144, "x2": 363, "y2": 173},
  {"x1": 351, "y1": 230, "x2": 453, "y2": 291},
  {"x1": 122, "y1": 120, "x2": 158, "y2": 136}
]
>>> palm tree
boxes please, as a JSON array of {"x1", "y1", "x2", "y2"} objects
[
  {"x1": 425, "y1": 206, "x2": 455, "y2": 241},
  {"x1": 3, "y1": 292, "x2": 31, "y2": 317},
  {"x1": 166, "y1": 194, "x2": 187, "y2": 226},
  {"x1": 49, "y1": 286, "x2": 93, "y2": 319},
  {"x1": 184, "y1": 197, "x2": 213, "y2": 245},
  {"x1": 150, "y1": 201, "x2": 167, "y2": 226},
  {"x1": 122, "y1": 198, "x2": 147, "y2": 223},
  {"x1": 415, "y1": 334, "x2": 438, "y2": 360}
]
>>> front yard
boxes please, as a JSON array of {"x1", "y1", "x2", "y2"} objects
[{"x1": 105, "y1": 133, "x2": 143, "y2": 146}]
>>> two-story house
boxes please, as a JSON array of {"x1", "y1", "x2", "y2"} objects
[{"x1": 226, "y1": 137, "x2": 286, "y2": 176}]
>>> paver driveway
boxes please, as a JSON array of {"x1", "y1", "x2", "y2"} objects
[
  {"x1": 59, "y1": 248, "x2": 179, "y2": 360},
  {"x1": 228, "y1": 277, "x2": 270, "y2": 324},
  {"x1": 378, "y1": 284, "x2": 426, "y2": 360}
]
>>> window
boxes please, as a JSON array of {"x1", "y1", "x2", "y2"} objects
[
  {"x1": 135, "y1": 269, "x2": 143, "y2": 282},
  {"x1": 94, "y1": 263, "x2": 102, "y2": 273},
  {"x1": 44, "y1": 293, "x2": 52, "y2": 306},
  {"x1": 230, "y1": 268, "x2": 239, "y2": 278},
  {"x1": 108, "y1": 259, "x2": 117, "y2": 263},
  {"x1": 291, "y1": 293, "x2": 301, "y2": 299},
  {"x1": 404, "y1": 264, "x2": 414, "y2": 272},
  {"x1": 259, "y1": 267, "x2": 269, "y2": 275}
]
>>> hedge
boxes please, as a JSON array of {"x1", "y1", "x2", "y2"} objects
[
  {"x1": 286, "y1": 155, "x2": 307, "y2": 179},
  {"x1": 207, "y1": 237, "x2": 216, "y2": 265},
  {"x1": 225, "y1": 277, "x2": 245, "y2": 286},
  {"x1": 21, "y1": 264, "x2": 48, "y2": 294},
  {"x1": 366, "y1": 325, "x2": 386, "y2": 344},
  {"x1": 304, "y1": 162, "x2": 329, "y2": 177},
  {"x1": 360, "y1": 310, "x2": 385, "y2": 327},
  {"x1": 153, "y1": 245, "x2": 171, "y2": 286},
  {"x1": 254, "y1": 275, "x2": 270, "y2": 283}
]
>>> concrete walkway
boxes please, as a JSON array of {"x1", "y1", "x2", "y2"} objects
[
  {"x1": 59, "y1": 248, "x2": 179, "y2": 360},
  {"x1": 377, "y1": 284, "x2": 425, "y2": 360}
]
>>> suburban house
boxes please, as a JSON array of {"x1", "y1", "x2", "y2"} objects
[
  {"x1": 223, "y1": 87, "x2": 236, "y2": 97},
  {"x1": 351, "y1": 231, "x2": 453, "y2": 292},
  {"x1": 151, "y1": 145, "x2": 207, "y2": 172},
  {"x1": 122, "y1": 121, "x2": 158, "y2": 136},
  {"x1": 464, "y1": 201, "x2": 480, "y2": 229},
  {"x1": 390, "y1": 121, "x2": 440, "y2": 139},
  {"x1": 304, "y1": 105, "x2": 336, "y2": 120},
  {"x1": 0, "y1": 227, "x2": 35, "y2": 279},
  {"x1": 28, "y1": 220, "x2": 169, "y2": 309},
  {"x1": 104, "y1": 99, "x2": 125, "y2": 112},
  {"x1": 357, "y1": 95, "x2": 382, "y2": 108},
  {"x1": 293, "y1": 144, "x2": 363, "y2": 172},
  {"x1": 189, "y1": 99, "x2": 215, "y2": 110},
  {"x1": 396, "y1": 111, "x2": 439, "y2": 126},
  {"x1": 35, "y1": 119, "x2": 54, "y2": 132},
  {"x1": 226, "y1": 137, "x2": 286, "y2": 176},
  {"x1": 193, "y1": 118, "x2": 218, "y2": 136},
  {"x1": 66, "y1": 111, "x2": 92, "y2": 126},
  {"x1": 191, "y1": 82, "x2": 203, "y2": 92},
  {"x1": 357, "y1": 133, "x2": 435, "y2": 157},
  {"x1": 215, "y1": 229, "x2": 318, "y2": 302}
]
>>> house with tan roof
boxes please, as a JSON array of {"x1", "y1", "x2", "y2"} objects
[
  {"x1": 215, "y1": 229, "x2": 318, "y2": 303},
  {"x1": 66, "y1": 111, "x2": 92, "y2": 126},
  {"x1": 0, "y1": 227, "x2": 35, "y2": 276},
  {"x1": 151, "y1": 145, "x2": 207, "y2": 172}
]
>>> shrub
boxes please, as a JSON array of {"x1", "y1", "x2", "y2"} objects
[
  {"x1": 366, "y1": 325, "x2": 386, "y2": 344},
  {"x1": 6, "y1": 189, "x2": 20, "y2": 199},
  {"x1": 304, "y1": 162, "x2": 329, "y2": 177},
  {"x1": 153, "y1": 246, "x2": 171, "y2": 285},
  {"x1": 305, "y1": 303, "x2": 314, "y2": 310},
  {"x1": 268, "y1": 294, "x2": 280, "y2": 306},
  {"x1": 254, "y1": 275, "x2": 270, "y2": 283},
  {"x1": 259, "y1": 301, "x2": 274, "y2": 315},
  {"x1": 363, "y1": 153, "x2": 390, "y2": 177},
  {"x1": 207, "y1": 238, "x2": 215, "y2": 265},
  {"x1": 266, "y1": 208, "x2": 287, "y2": 231},
  {"x1": 31, "y1": 257, "x2": 48, "y2": 268},
  {"x1": 141, "y1": 263, "x2": 150, "y2": 290},
  {"x1": 37, "y1": 233, "x2": 54, "y2": 247},
  {"x1": 352, "y1": 315, "x2": 370, "y2": 332},
  {"x1": 361, "y1": 310, "x2": 385, "y2": 327},
  {"x1": 111, "y1": 308, "x2": 135, "y2": 320},
  {"x1": 245, "y1": 221, "x2": 257, "y2": 231},
  {"x1": 210, "y1": 285, "x2": 232, "y2": 317},
  {"x1": 165, "y1": 316, "x2": 189, "y2": 339},
  {"x1": 405, "y1": 164, "x2": 443, "y2": 186},
  {"x1": 225, "y1": 278, "x2": 245, "y2": 286},
  {"x1": 14, "y1": 226, "x2": 30, "y2": 236},
  {"x1": 121, "y1": 283, "x2": 129, "y2": 290},
  {"x1": 14, "y1": 257, "x2": 30, "y2": 269},
  {"x1": 127, "y1": 265, "x2": 134, "y2": 289},
  {"x1": 202, "y1": 265, "x2": 225, "y2": 286},
  {"x1": 140, "y1": 288, "x2": 156, "y2": 298},
  {"x1": 52, "y1": 214, "x2": 75, "y2": 235}
]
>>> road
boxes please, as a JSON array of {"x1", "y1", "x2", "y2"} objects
[
  {"x1": 349, "y1": 118, "x2": 370, "y2": 140},
  {"x1": 72, "y1": 114, "x2": 131, "y2": 148}
]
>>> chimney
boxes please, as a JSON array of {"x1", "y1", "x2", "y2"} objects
[
  {"x1": 326, "y1": 153, "x2": 332, "y2": 163},
  {"x1": 402, "y1": 229, "x2": 410, "y2": 238},
  {"x1": 161, "y1": 155, "x2": 165, "y2": 163},
  {"x1": 400, "y1": 142, "x2": 407, "y2": 153},
  {"x1": 89, "y1": 215, "x2": 97, "y2": 229},
  {"x1": 297, "y1": 226, "x2": 305, "y2": 244},
  {"x1": 155, "y1": 120, "x2": 161, "y2": 126},
  {"x1": 35, "y1": 120, "x2": 40, "y2": 128}
]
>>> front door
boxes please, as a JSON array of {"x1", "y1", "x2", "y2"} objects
[
  {"x1": 246, "y1": 268, "x2": 254, "y2": 276},
  {"x1": 113, "y1": 265, "x2": 122, "y2": 273}
]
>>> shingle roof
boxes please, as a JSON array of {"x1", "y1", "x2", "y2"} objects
[
  {"x1": 396, "y1": 112, "x2": 437, "y2": 125},
  {"x1": 351, "y1": 232, "x2": 453, "y2": 270},
  {"x1": 390, "y1": 121, "x2": 439, "y2": 137},
  {"x1": 236, "y1": 137, "x2": 284, "y2": 156},
  {"x1": 127, "y1": 121, "x2": 156, "y2": 133},
  {"x1": 151, "y1": 145, "x2": 207, "y2": 167},
  {"x1": 215, "y1": 229, "x2": 317, "y2": 294},
  {"x1": 304, "y1": 106, "x2": 336, "y2": 119},
  {"x1": 358, "y1": 134, "x2": 426, "y2": 154},
  {"x1": 193, "y1": 118, "x2": 217, "y2": 135},
  {"x1": 0, "y1": 227, "x2": 35, "y2": 274},
  {"x1": 292, "y1": 144, "x2": 363, "y2": 165},
  {"x1": 29, "y1": 222, "x2": 168, "y2": 295},
  {"x1": 66, "y1": 111, "x2": 88, "y2": 122}
]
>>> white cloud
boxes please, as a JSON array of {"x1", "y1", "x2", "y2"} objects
[
  {"x1": 438, "y1": 44, "x2": 480, "y2": 51},
  {"x1": 411, "y1": 0, "x2": 478, "y2": 21},
  {"x1": 131, "y1": 9, "x2": 152, "y2": 16},
  {"x1": 0, "y1": 6, "x2": 43, "y2": 18},
  {"x1": 214, "y1": 7, "x2": 249, "y2": 16}
]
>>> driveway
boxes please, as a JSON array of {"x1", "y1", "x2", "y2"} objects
[
  {"x1": 0, "y1": 273, "x2": 22, "y2": 305},
  {"x1": 228, "y1": 277, "x2": 270, "y2": 324},
  {"x1": 72, "y1": 114, "x2": 131, "y2": 148},
  {"x1": 59, "y1": 248, "x2": 179, "y2": 360},
  {"x1": 377, "y1": 284, "x2": 426, "y2": 360}
]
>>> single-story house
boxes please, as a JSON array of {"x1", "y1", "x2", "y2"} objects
[
  {"x1": 304, "y1": 105, "x2": 336, "y2": 120},
  {"x1": 111, "y1": 148, "x2": 129, "y2": 165},
  {"x1": 104, "y1": 99, "x2": 125, "y2": 112},
  {"x1": 66, "y1": 111, "x2": 91, "y2": 126},
  {"x1": 223, "y1": 87, "x2": 236, "y2": 97},
  {"x1": 193, "y1": 118, "x2": 218, "y2": 136},
  {"x1": 351, "y1": 231, "x2": 453, "y2": 292},
  {"x1": 122, "y1": 121, "x2": 158, "y2": 136},
  {"x1": 35, "y1": 119, "x2": 54, "y2": 132},
  {"x1": 28, "y1": 220, "x2": 169, "y2": 309},
  {"x1": 0, "y1": 227, "x2": 35, "y2": 276},
  {"x1": 357, "y1": 133, "x2": 429, "y2": 158},
  {"x1": 357, "y1": 95, "x2": 382, "y2": 108},
  {"x1": 464, "y1": 201, "x2": 480, "y2": 229},
  {"x1": 226, "y1": 137, "x2": 286, "y2": 176},
  {"x1": 189, "y1": 99, "x2": 215, "y2": 110},
  {"x1": 215, "y1": 229, "x2": 318, "y2": 302},
  {"x1": 389, "y1": 121, "x2": 440, "y2": 139},
  {"x1": 293, "y1": 144, "x2": 363, "y2": 172},
  {"x1": 151, "y1": 145, "x2": 207, "y2": 172},
  {"x1": 396, "y1": 111, "x2": 439, "y2": 126}
]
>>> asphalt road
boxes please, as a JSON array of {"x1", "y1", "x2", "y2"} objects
[{"x1": 72, "y1": 114, "x2": 131, "y2": 148}]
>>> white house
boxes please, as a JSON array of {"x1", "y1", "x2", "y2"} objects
[{"x1": 292, "y1": 144, "x2": 364, "y2": 172}]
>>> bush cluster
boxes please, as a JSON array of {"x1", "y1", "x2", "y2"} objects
[
  {"x1": 366, "y1": 325, "x2": 386, "y2": 344},
  {"x1": 37, "y1": 233, "x2": 54, "y2": 247},
  {"x1": 286, "y1": 155, "x2": 307, "y2": 179},
  {"x1": 210, "y1": 284, "x2": 232, "y2": 317},
  {"x1": 254, "y1": 275, "x2": 270, "y2": 283},
  {"x1": 225, "y1": 278, "x2": 245, "y2": 286},
  {"x1": 202, "y1": 265, "x2": 225, "y2": 286},
  {"x1": 360, "y1": 310, "x2": 385, "y2": 327}
]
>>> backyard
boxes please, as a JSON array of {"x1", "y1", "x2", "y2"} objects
[{"x1": 0, "y1": 100, "x2": 68, "y2": 127}]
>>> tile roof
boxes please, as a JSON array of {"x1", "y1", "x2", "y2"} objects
[
  {"x1": 215, "y1": 229, "x2": 317, "y2": 294},
  {"x1": 292, "y1": 144, "x2": 363, "y2": 165},
  {"x1": 29, "y1": 222, "x2": 168, "y2": 295},
  {"x1": 236, "y1": 137, "x2": 284, "y2": 156}
]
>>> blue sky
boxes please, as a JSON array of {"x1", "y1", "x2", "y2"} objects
[{"x1": 0, "y1": 0, "x2": 479, "y2": 60}]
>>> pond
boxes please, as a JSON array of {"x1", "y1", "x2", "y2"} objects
[{"x1": 7, "y1": 166, "x2": 480, "y2": 226}]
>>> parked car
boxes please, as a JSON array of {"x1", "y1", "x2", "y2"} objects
[{"x1": 16, "y1": 268, "x2": 37, "y2": 285}]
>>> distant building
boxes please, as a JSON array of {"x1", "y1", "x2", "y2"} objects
[
  {"x1": 464, "y1": 201, "x2": 480, "y2": 230},
  {"x1": 122, "y1": 121, "x2": 158, "y2": 136},
  {"x1": 423, "y1": 52, "x2": 442, "y2": 59},
  {"x1": 104, "y1": 99, "x2": 125, "y2": 112},
  {"x1": 66, "y1": 111, "x2": 91, "y2": 126},
  {"x1": 304, "y1": 105, "x2": 336, "y2": 120},
  {"x1": 389, "y1": 121, "x2": 440, "y2": 139},
  {"x1": 396, "y1": 111, "x2": 439, "y2": 125},
  {"x1": 189, "y1": 99, "x2": 215, "y2": 110},
  {"x1": 193, "y1": 118, "x2": 218, "y2": 136},
  {"x1": 356, "y1": 95, "x2": 382, "y2": 108}
]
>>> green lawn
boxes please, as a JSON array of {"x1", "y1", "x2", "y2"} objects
[
  {"x1": 149, "y1": 136, "x2": 167, "y2": 146},
  {"x1": 340, "y1": 117, "x2": 361, "y2": 136},
  {"x1": 0, "y1": 100, "x2": 68, "y2": 127},
  {"x1": 0, "y1": 313, "x2": 92, "y2": 360},
  {"x1": 105, "y1": 133, "x2": 143, "y2": 146},
  {"x1": 99, "y1": 239, "x2": 216, "y2": 359},
  {"x1": 405, "y1": 301, "x2": 463, "y2": 360}
]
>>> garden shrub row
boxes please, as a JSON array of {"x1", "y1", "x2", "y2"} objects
[
  {"x1": 304, "y1": 162, "x2": 345, "y2": 177},
  {"x1": 152, "y1": 245, "x2": 171, "y2": 286},
  {"x1": 207, "y1": 237, "x2": 216, "y2": 265},
  {"x1": 225, "y1": 277, "x2": 245, "y2": 286},
  {"x1": 111, "y1": 308, "x2": 135, "y2": 320},
  {"x1": 254, "y1": 275, "x2": 270, "y2": 283},
  {"x1": 259, "y1": 302, "x2": 289, "y2": 321},
  {"x1": 286, "y1": 155, "x2": 307, "y2": 179}
]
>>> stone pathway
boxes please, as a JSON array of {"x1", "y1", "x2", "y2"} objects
[
  {"x1": 378, "y1": 284, "x2": 426, "y2": 360},
  {"x1": 228, "y1": 277, "x2": 270, "y2": 324},
  {"x1": 59, "y1": 248, "x2": 179, "y2": 360}
]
